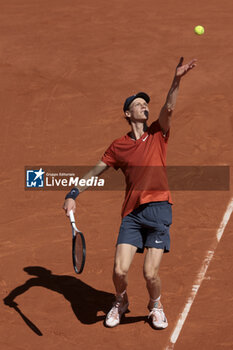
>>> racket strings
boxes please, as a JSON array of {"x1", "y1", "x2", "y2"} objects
[{"x1": 74, "y1": 233, "x2": 85, "y2": 271}]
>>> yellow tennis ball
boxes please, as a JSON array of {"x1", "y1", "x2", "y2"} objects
[{"x1": 194, "y1": 25, "x2": 205, "y2": 35}]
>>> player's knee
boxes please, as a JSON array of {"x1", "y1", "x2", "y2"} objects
[
  {"x1": 143, "y1": 267, "x2": 159, "y2": 282},
  {"x1": 114, "y1": 263, "x2": 129, "y2": 278}
]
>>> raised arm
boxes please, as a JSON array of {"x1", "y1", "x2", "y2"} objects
[
  {"x1": 159, "y1": 57, "x2": 197, "y2": 133},
  {"x1": 63, "y1": 160, "x2": 109, "y2": 216}
]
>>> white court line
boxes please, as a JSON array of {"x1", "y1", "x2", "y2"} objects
[
  {"x1": 217, "y1": 198, "x2": 233, "y2": 242},
  {"x1": 165, "y1": 197, "x2": 233, "y2": 350}
]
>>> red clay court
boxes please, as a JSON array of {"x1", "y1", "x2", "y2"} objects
[{"x1": 0, "y1": 1, "x2": 232, "y2": 349}]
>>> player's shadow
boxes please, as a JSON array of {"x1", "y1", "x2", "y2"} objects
[{"x1": 3, "y1": 266, "x2": 146, "y2": 334}]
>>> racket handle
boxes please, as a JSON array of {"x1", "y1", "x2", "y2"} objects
[{"x1": 69, "y1": 210, "x2": 75, "y2": 223}]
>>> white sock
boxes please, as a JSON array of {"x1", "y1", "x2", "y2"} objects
[{"x1": 150, "y1": 295, "x2": 161, "y2": 303}]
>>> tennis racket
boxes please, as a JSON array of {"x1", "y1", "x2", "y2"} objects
[{"x1": 69, "y1": 210, "x2": 86, "y2": 274}]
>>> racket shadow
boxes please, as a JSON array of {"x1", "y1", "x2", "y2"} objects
[
  {"x1": 3, "y1": 266, "x2": 118, "y2": 328},
  {"x1": 13, "y1": 305, "x2": 43, "y2": 336}
]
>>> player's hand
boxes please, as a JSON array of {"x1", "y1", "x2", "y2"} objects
[
  {"x1": 63, "y1": 198, "x2": 76, "y2": 217},
  {"x1": 175, "y1": 57, "x2": 197, "y2": 77}
]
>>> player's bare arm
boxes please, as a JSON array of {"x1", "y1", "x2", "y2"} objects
[
  {"x1": 159, "y1": 57, "x2": 197, "y2": 133},
  {"x1": 63, "y1": 160, "x2": 109, "y2": 216}
]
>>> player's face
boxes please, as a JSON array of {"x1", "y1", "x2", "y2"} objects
[{"x1": 128, "y1": 98, "x2": 149, "y2": 122}]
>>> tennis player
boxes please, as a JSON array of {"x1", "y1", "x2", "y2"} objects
[{"x1": 63, "y1": 57, "x2": 197, "y2": 329}]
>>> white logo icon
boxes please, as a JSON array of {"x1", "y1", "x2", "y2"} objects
[
  {"x1": 155, "y1": 240, "x2": 163, "y2": 244},
  {"x1": 142, "y1": 135, "x2": 149, "y2": 141},
  {"x1": 33, "y1": 168, "x2": 45, "y2": 181}
]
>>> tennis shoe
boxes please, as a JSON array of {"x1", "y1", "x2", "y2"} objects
[
  {"x1": 148, "y1": 307, "x2": 168, "y2": 329},
  {"x1": 105, "y1": 294, "x2": 129, "y2": 328}
]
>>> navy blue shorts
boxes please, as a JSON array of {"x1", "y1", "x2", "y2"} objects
[{"x1": 117, "y1": 201, "x2": 172, "y2": 253}]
